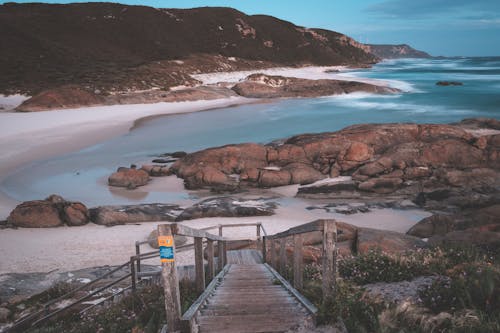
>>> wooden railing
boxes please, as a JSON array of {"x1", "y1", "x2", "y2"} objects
[
  {"x1": 263, "y1": 219, "x2": 337, "y2": 299},
  {"x1": 157, "y1": 222, "x2": 266, "y2": 332}
]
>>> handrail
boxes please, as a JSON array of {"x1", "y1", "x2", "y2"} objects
[
  {"x1": 9, "y1": 261, "x2": 132, "y2": 332},
  {"x1": 266, "y1": 220, "x2": 323, "y2": 240},
  {"x1": 31, "y1": 273, "x2": 132, "y2": 327},
  {"x1": 170, "y1": 223, "x2": 225, "y2": 241},
  {"x1": 264, "y1": 219, "x2": 338, "y2": 301},
  {"x1": 181, "y1": 264, "x2": 232, "y2": 331}
]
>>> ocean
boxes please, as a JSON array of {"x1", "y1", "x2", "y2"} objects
[{"x1": 3, "y1": 57, "x2": 500, "y2": 205}]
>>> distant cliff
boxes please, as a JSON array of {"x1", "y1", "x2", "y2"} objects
[
  {"x1": 0, "y1": 2, "x2": 378, "y2": 95},
  {"x1": 365, "y1": 44, "x2": 431, "y2": 59}
]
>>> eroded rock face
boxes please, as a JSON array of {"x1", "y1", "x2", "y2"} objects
[
  {"x1": 176, "y1": 197, "x2": 277, "y2": 221},
  {"x1": 108, "y1": 167, "x2": 150, "y2": 189},
  {"x1": 16, "y1": 85, "x2": 105, "y2": 112},
  {"x1": 7, "y1": 195, "x2": 90, "y2": 228},
  {"x1": 170, "y1": 121, "x2": 499, "y2": 196},
  {"x1": 408, "y1": 204, "x2": 500, "y2": 239},
  {"x1": 357, "y1": 228, "x2": 427, "y2": 254},
  {"x1": 89, "y1": 204, "x2": 182, "y2": 226},
  {"x1": 231, "y1": 74, "x2": 399, "y2": 99},
  {"x1": 7, "y1": 200, "x2": 63, "y2": 228}
]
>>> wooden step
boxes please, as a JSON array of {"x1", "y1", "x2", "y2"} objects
[
  {"x1": 197, "y1": 314, "x2": 304, "y2": 333},
  {"x1": 193, "y1": 263, "x2": 313, "y2": 333}
]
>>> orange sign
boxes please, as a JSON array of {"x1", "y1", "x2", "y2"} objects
[{"x1": 158, "y1": 235, "x2": 175, "y2": 263}]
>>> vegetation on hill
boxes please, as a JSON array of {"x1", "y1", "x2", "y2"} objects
[{"x1": 0, "y1": 2, "x2": 377, "y2": 95}]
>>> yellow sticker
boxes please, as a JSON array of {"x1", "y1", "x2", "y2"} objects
[{"x1": 158, "y1": 235, "x2": 174, "y2": 247}]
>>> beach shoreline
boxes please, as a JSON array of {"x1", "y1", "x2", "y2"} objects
[{"x1": 0, "y1": 65, "x2": 431, "y2": 276}]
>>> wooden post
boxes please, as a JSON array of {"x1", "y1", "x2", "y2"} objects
[
  {"x1": 222, "y1": 241, "x2": 228, "y2": 266},
  {"x1": 158, "y1": 224, "x2": 182, "y2": 333},
  {"x1": 270, "y1": 239, "x2": 277, "y2": 269},
  {"x1": 217, "y1": 240, "x2": 224, "y2": 272},
  {"x1": 279, "y1": 238, "x2": 287, "y2": 276},
  {"x1": 206, "y1": 239, "x2": 215, "y2": 281},
  {"x1": 322, "y1": 220, "x2": 337, "y2": 303},
  {"x1": 262, "y1": 236, "x2": 267, "y2": 263},
  {"x1": 293, "y1": 234, "x2": 303, "y2": 290},
  {"x1": 256, "y1": 224, "x2": 261, "y2": 253},
  {"x1": 135, "y1": 241, "x2": 141, "y2": 278},
  {"x1": 130, "y1": 256, "x2": 136, "y2": 291},
  {"x1": 194, "y1": 237, "x2": 205, "y2": 292}
]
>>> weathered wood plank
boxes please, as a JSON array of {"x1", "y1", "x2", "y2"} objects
[
  {"x1": 270, "y1": 239, "x2": 276, "y2": 269},
  {"x1": 293, "y1": 234, "x2": 303, "y2": 290},
  {"x1": 217, "y1": 240, "x2": 224, "y2": 273},
  {"x1": 279, "y1": 238, "x2": 287, "y2": 276},
  {"x1": 194, "y1": 237, "x2": 205, "y2": 292},
  {"x1": 158, "y1": 224, "x2": 182, "y2": 333},
  {"x1": 171, "y1": 223, "x2": 224, "y2": 241},
  {"x1": 181, "y1": 265, "x2": 231, "y2": 332},
  {"x1": 322, "y1": 220, "x2": 337, "y2": 303},
  {"x1": 206, "y1": 239, "x2": 215, "y2": 281},
  {"x1": 267, "y1": 220, "x2": 323, "y2": 240},
  {"x1": 264, "y1": 263, "x2": 318, "y2": 318}
]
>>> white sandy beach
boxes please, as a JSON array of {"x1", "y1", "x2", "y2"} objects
[
  {"x1": 0, "y1": 204, "x2": 430, "y2": 274},
  {"x1": 0, "y1": 66, "x2": 427, "y2": 275}
]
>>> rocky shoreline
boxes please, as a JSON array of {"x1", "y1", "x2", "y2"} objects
[{"x1": 15, "y1": 72, "x2": 396, "y2": 112}]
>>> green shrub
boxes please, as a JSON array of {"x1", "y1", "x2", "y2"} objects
[
  {"x1": 419, "y1": 263, "x2": 500, "y2": 315},
  {"x1": 338, "y1": 249, "x2": 427, "y2": 284},
  {"x1": 302, "y1": 272, "x2": 382, "y2": 332}
]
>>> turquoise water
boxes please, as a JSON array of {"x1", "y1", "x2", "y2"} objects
[{"x1": 2, "y1": 57, "x2": 500, "y2": 205}]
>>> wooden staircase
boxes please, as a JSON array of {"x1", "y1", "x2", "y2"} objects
[{"x1": 186, "y1": 263, "x2": 315, "y2": 333}]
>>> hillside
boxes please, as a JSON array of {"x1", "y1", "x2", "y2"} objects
[
  {"x1": 0, "y1": 2, "x2": 378, "y2": 95},
  {"x1": 365, "y1": 44, "x2": 431, "y2": 59}
]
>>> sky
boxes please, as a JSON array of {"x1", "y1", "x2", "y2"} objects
[{"x1": 2, "y1": 0, "x2": 500, "y2": 56}]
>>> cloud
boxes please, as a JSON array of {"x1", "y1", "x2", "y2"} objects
[{"x1": 367, "y1": 0, "x2": 500, "y2": 20}]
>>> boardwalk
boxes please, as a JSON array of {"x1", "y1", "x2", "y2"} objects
[{"x1": 192, "y1": 264, "x2": 314, "y2": 333}]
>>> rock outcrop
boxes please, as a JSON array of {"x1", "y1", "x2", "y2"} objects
[
  {"x1": 7, "y1": 195, "x2": 90, "y2": 228},
  {"x1": 89, "y1": 204, "x2": 183, "y2": 226},
  {"x1": 232, "y1": 74, "x2": 398, "y2": 98},
  {"x1": 170, "y1": 121, "x2": 500, "y2": 197},
  {"x1": 176, "y1": 197, "x2": 277, "y2": 221},
  {"x1": 16, "y1": 85, "x2": 104, "y2": 112},
  {"x1": 436, "y1": 81, "x2": 463, "y2": 86},
  {"x1": 108, "y1": 166, "x2": 150, "y2": 189},
  {"x1": 365, "y1": 44, "x2": 431, "y2": 59},
  {"x1": 408, "y1": 204, "x2": 500, "y2": 245}
]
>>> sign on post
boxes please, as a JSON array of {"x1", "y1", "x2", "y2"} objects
[{"x1": 158, "y1": 235, "x2": 175, "y2": 263}]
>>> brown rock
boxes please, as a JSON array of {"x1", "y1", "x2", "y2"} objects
[
  {"x1": 231, "y1": 74, "x2": 398, "y2": 99},
  {"x1": 258, "y1": 169, "x2": 291, "y2": 187},
  {"x1": 380, "y1": 170, "x2": 404, "y2": 179},
  {"x1": 62, "y1": 202, "x2": 89, "y2": 226},
  {"x1": 358, "y1": 177, "x2": 403, "y2": 194},
  {"x1": 108, "y1": 167, "x2": 149, "y2": 189},
  {"x1": 16, "y1": 85, "x2": 105, "y2": 112},
  {"x1": 407, "y1": 214, "x2": 459, "y2": 238},
  {"x1": 89, "y1": 204, "x2": 181, "y2": 226},
  {"x1": 141, "y1": 164, "x2": 171, "y2": 177},
  {"x1": 8, "y1": 200, "x2": 63, "y2": 228},
  {"x1": 344, "y1": 142, "x2": 373, "y2": 162},
  {"x1": 357, "y1": 227, "x2": 427, "y2": 254},
  {"x1": 438, "y1": 168, "x2": 499, "y2": 188},
  {"x1": 283, "y1": 163, "x2": 325, "y2": 185},
  {"x1": 404, "y1": 166, "x2": 432, "y2": 180}
]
